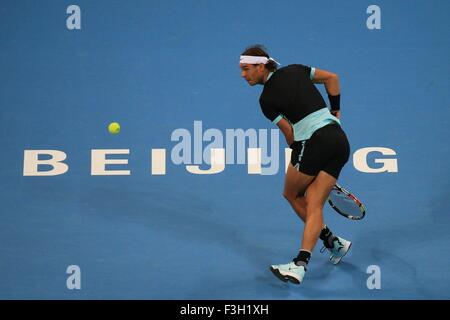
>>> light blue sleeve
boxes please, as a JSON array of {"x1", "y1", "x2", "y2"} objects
[
  {"x1": 310, "y1": 67, "x2": 316, "y2": 80},
  {"x1": 272, "y1": 114, "x2": 283, "y2": 125}
]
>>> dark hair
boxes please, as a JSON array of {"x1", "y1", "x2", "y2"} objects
[{"x1": 241, "y1": 44, "x2": 278, "y2": 72}]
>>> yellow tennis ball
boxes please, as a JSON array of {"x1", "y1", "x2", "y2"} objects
[{"x1": 108, "y1": 122, "x2": 120, "y2": 135}]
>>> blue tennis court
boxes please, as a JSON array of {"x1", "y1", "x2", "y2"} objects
[{"x1": 1, "y1": 0, "x2": 449, "y2": 299}]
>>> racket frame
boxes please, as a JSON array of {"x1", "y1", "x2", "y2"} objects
[{"x1": 328, "y1": 183, "x2": 366, "y2": 220}]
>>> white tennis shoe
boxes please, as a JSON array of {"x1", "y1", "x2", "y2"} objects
[
  {"x1": 270, "y1": 261, "x2": 306, "y2": 284},
  {"x1": 321, "y1": 236, "x2": 352, "y2": 265}
]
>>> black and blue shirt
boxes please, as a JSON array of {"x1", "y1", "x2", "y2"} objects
[{"x1": 259, "y1": 64, "x2": 340, "y2": 141}]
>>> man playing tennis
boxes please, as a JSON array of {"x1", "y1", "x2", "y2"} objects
[{"x1": 240, "y1": 45, "x2": 352, "y2": 284}]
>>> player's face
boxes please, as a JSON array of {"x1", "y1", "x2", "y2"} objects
[{"x1": 240, "y1": 63, "x2": 264, "y2": 86}]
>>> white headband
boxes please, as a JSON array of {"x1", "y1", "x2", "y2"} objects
[{"x1": 240, "y1": 55, "x2": 280, "y2": 65}]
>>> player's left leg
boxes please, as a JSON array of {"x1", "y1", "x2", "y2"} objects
[
  {"x1": 271, "y1": 163, "x2": 315, "y2": 284},
  {"x1": 301, "y1": 170, "x2": 337, "y2": 252}
]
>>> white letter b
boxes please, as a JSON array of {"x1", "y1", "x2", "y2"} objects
[{"x1": 23, "y1": 150, "x2": 69, "y2": 176}]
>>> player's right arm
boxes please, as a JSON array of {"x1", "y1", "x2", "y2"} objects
[
  {"x1": 260, "y1": 99, "x2": 294, "y2": 146},
  {"x1": 276, "y1": 118, "x2": 294, "y2": 147}
]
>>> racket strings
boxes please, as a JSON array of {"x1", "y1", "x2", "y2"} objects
[{"x1": 329, "y1": 190, "x2": 364, "y2": 218}]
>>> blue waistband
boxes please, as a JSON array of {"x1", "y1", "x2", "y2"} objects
[{"x1": 292, "y1": 108, "x2": 340, "y2": 141}]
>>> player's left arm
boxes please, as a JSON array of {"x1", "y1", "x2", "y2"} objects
[{"x1": 311, "y1": 68, "x2": 341, "y2": 119}]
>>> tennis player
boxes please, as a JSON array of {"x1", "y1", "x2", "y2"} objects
[{"x1": 240, "y1": 45, "x2": 352, "y2": 284}]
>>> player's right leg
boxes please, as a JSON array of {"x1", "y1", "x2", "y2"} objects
[{"x1": 283, "y1": 163, "x2": 314, "y2": 217}]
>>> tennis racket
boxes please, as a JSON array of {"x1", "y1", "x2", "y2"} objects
[{"x1": 328, "y1": 183, "x2": 366, "y2": 220}]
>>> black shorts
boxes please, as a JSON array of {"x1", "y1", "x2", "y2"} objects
[{"x1": 290, "y1": 123, "x2": 350, "y2": 179}]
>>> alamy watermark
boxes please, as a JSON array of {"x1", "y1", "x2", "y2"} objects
[
  {"x1": 366, "y1": 265, "x2": 381, "y2": 290},
  {"x1": 171, "y1": 121, "x2": 281, "y2": 175},
  {"x1": 66, "y1": 5, "x2": 81, "y2": 30},
  {"x1": 66, "y1": 265, "x2": 81, "y2": 290},
  {"x1": 367, "y1": 5, "x2": 381, "y2": 30}
]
